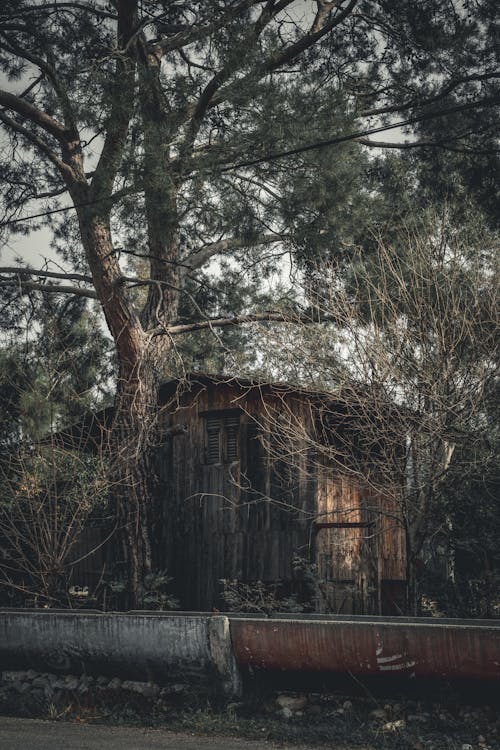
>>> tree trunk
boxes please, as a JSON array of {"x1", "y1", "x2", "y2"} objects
[
  {"x1": 75, "y1": 208, "x2": 178, "y2": 608},
  {"x1": 109, "y1": 335, "x2": 174, "y2": 608}
]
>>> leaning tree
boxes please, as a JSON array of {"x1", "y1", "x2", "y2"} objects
[{"x1": 0, "y1": 0, "x2": 498, "y2": 604}]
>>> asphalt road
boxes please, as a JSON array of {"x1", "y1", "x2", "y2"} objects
[{"x1": 0, "y1": 717, "x2": 311, "y2": 750}]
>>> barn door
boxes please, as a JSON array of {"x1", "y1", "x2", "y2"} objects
[{"x1": 315, "y1": 475, "x2": 377, "y2": 614}]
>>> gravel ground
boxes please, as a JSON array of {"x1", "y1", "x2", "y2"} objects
[{"x1": 1, "y1": 669, "x2": 498, "y2": 750}]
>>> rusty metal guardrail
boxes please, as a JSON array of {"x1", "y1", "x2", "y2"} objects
[{"x1": 228, "y1": 614, "x2": 500, "y2": 681}]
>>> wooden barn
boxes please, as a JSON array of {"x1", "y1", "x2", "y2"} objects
[{"x1": 154, "y1": 374, "x2": 407, "y2": 615}]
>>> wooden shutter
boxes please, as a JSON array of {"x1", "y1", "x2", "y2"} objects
[
  {"x1": 225, "y1": 415, "x2": 239, "y2": 462},
  {"x1": 206, "y1": 417, "x2": 221, "y2": 464}
]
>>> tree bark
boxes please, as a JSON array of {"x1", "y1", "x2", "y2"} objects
[
  {"x1": 110, "y1": 337, "x2": 173, "y2": 607},
  {"x1": 74, "y1": 205, "x2": 173, "y2": 607}
]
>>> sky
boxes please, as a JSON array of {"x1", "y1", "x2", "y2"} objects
[{"x1": 0, "y1": 1, "x2": 405, "y2": 274}]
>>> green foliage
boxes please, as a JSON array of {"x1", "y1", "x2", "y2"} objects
[
  {"x1": 0, "y1": 1, "x2": 498, "y2": 610},
  {"x1": 0, "y1": 295, "x2": 112, "y2": 607},
  {"x1": 220, "y1": 578, "x2": 303, "y2": 615},
  {"x1": 143, "y1": 570, "x2": 179, "y2": 610},
  {"x1": 0, "y1": 296, "x2": 112, "y2": 447}
]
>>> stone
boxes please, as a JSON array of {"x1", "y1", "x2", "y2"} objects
[
  {"x1": 63, "y1": 675, "x2": 78, "y2": 690},
  {"x1": 32, "y1": 676, "x2": 49, "y2": 688},
  {"x1": 276, "y1": 694, "x2": 308, "y2": 711},
  {"x1": 121, "y1": 680, "x2": 160, "y2": 697},
  {"x1": 160, "y1": 683, "x2": 188, "y2": 698},
  {"x1": 96, "y1": 676, "x2": 109, "y2": 686},
  {"x1": 2, "y1": 671, "x2": 23, "y2": 682},
  {"x1": 383, "y1": 719, "x2": 406, "y2": 732},
  {"x1": 461, "y1": 745, "x2": 473, "y2": 750},
  {"x1": 342, "y1": 700, "x2": 353, "y2": 711},
  {"x1": 280, "y1": 707, "x2": 293, "y2": 719},
  {"x1": 107, "y1": 677, "x2": 122, "y2": 689},
  {"x1": 136, "y1": 683, "x2": 160, "y2": 698}
]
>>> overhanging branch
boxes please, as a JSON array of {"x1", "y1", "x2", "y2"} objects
[
  {"x1": 183, "y1": 232, "x2": 289, "y2": 272},
  {"x1": 0, "y1": 279, "x2": 97, "y2": 299},
  {"x1": 0, "y1": 89, "x2": 68, "y2": 142},
  {"x1": 0, "y1": 267, "x2": 94, "y2": 284},
  {"x1": 158, "y1": 310, "x2": 331, "y2": 336},
  {"x1": 0, "y1": 111, "x2": 75, "y2": 181}
]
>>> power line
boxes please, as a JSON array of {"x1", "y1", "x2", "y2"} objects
[
  {"x1": 0, "y1": 96, "x2": 498, "y2": 230},
  {"x1": 219, "y1": 96, "x2": 500, "y2": 171}
]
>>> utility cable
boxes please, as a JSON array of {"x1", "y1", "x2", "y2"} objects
[{"x1": 0, "y1": 96, "x2": 498, "y2": 229}]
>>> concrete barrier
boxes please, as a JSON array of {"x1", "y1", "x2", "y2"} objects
[
  {"x1": 1, "y1": 610, "x2": 498, "y2": 695},
  {"x1": 0, "y1": 610, "x2": 241, "y2": 696}
]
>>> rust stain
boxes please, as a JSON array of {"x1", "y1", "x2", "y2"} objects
[{"x1": 229, "y1": 617, "x2": 500, "y2": 681}]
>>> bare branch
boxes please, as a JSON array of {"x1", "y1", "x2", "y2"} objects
[
  {"x1": 311, "y1": 1, "x2": 344, "y2": 34},
  {"x1": 183, "y1": 232, "x2": 289, "y2": 272},
  {"x1": 0, "y1": 89, "x2": 68, "y2": 142},
  {"x1": 357, "y1": 136, "x2": 500, "y2": 154},
  {"x1": 161, "y1": 310, "x2": 326, "y2": 336},
  {"x1": 0, "y1": 279, "x2": 98, "y2": 299},
  {"x1": 0, "y1": 267, "x2": 94, "y2": 284},
  {"x1": 0, "y1": 111, "x2": 75, "y2": 181}
]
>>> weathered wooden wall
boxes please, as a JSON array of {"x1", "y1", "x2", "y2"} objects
[
  {"x1": 157, "y1": 377, "x2": 407, "y2": 614},
  {"x1": 158, "y1": 381, "x2": 317, "y2": 610}
]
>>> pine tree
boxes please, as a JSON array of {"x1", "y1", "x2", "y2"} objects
[{"x1": 0, "y1": 1, "x2": 498, "y2": 605}]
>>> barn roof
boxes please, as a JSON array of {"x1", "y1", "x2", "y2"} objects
[
  {"x1": 159, "y1": 371, "x2": 335, "y2": 402},
  {"x1": 47, "y1": 371, "x2": 406, "y2": 453}
]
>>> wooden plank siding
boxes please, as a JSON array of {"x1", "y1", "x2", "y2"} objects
[{"x1": 157, "y1": 377, "x2": 407, "y2": 614}]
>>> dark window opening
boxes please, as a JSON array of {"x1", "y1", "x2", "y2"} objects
[{"x1": 203, "y1": 411, "x2": 240, "y2": 464}]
